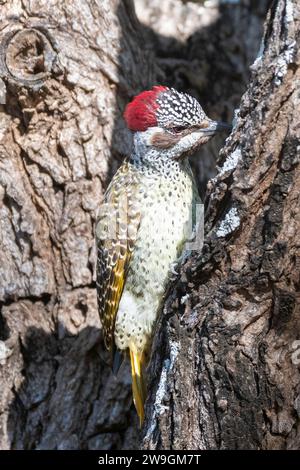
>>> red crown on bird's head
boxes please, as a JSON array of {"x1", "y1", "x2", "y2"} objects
[{"x1": 124, "y1": 86, "x2": 168, "y2": 131}]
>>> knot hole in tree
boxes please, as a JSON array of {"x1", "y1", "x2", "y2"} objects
[{"x1": 0, "y1": 27, "x2": 61, "y2": 91}]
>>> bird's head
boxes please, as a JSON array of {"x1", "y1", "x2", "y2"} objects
[{"x1": 124, "y1": 86, "x2": 231, "y2": 162}]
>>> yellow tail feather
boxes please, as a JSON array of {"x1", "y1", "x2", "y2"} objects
[{"x1": 129, "y1": 348, "x2": 146, "y2": 426}]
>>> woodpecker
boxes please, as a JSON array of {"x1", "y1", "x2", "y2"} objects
[{"x1": 96, "y1": 86, "x2": 230, "y2": 425}]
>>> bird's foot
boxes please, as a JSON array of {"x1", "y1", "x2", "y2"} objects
[{"x1": 168, "y1": 261, "x2": 180, "y2": 281}]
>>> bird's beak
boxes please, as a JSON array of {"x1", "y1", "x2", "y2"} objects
[{"x1": 200, "y1": 120, "x2": 232, "y2": 136}]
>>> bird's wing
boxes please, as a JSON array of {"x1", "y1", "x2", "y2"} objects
[{"x1": 96, "y1": 162, "x2": 141, "y2": 352}]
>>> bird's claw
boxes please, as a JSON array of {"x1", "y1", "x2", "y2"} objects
[{"x1": 168, "y1": 262, "x2": 179, "y2": 280}]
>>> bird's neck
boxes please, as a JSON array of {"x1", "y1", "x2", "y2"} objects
[{"x1": 130, "y1": 133, "x2": 190, "y2": 177}]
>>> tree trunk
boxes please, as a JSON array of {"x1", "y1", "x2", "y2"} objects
[
  {"x1": 143, "y1": 0, "x2": 300, "y2": 451},
  {"x1": 0, "y1": 0, "x2": 271, "y2": 450}
]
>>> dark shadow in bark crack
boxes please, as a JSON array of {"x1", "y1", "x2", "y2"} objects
[{"x1": 8, "y1": 323, "x2": 140, "y2": 449}]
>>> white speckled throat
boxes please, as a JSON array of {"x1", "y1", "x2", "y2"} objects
[{"x1": 130, "y1": 127, "x2": 208, "y2": 175}]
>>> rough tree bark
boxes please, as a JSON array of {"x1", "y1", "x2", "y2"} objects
[
  {"x1": 0, "y1": 0, "x2": 270, "y2": 450},
  {"x1": 143, "y1": 0, "x2": 300, "y2": 451}
]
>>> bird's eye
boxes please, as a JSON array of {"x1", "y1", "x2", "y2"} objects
[{"x1": 170, "y1": 126, "x2": 186, "y2": 134}]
